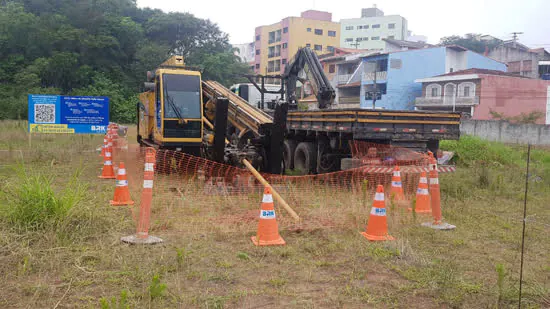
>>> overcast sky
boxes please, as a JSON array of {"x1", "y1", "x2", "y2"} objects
[{"x1": 137, "y1": 0, "x2": 550, "y2": 48}]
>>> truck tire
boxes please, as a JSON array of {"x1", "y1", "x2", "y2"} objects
[
  {"x1": 294, "y1": 142, "x2": 317, "y2": 175},
  {"x1": 283, "y1": 139, "x2": 298, "y2": 170}
]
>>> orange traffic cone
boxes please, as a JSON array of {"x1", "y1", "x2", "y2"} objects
[
  {"x1": 251, "y1": 186, "x2": 286, "y2": 246},
  {"x1": 421, "y1": 158, "x2": 456, "y2": 230},
  {"x1": 389, "y1": 166, "x2": 405, "y2": 202},
  {"x1": 110, "y1": 162, "x2": 134, "y2": 206},
  {"x1": 361, "y1": 185, "x2": 395, "y2": 241},
  {"x1": 121, "y1": 147, "x2": 163, "y2": 244},
  {"x1": 99, "y1": 146, "x2": 116, "y2": 179},
  {"x1": 100, "y1": 135, "x2": 107, "y2": 157},
  {"x1": 409, "y1": 171, "x2": 431, "y2": 213}
]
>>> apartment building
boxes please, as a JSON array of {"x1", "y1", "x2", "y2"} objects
[
  {"x1": 253, "y1": 10, "x2": 340, "y2": 76},
  {"x1": 340, "y1": 6, "x2": 408, "y2": 50}
]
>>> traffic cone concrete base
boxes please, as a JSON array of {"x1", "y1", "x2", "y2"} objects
[
  {"x1": 251, "y1": 186, "x2": 286, "y2": 246},
  {"x1": 121, "y1": 235, "x2": 163, "y2": 245},
  {"x1": 421, "y1": 221, "x2": 456, "y2": 230}
]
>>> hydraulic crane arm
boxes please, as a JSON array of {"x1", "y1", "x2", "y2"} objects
[{"x1": 283, "y1": 47, "x2": 335, "y2": 109}]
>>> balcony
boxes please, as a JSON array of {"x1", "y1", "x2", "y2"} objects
[
  {"x1": 338, "y1": 96, "x2": 360, "y2": 105},
  {"x1": 415, "y1": 96, "x2": 480, "y2": 106},
  {"x1": 361, "y1": 71, "x2": 388, "y2": 81},
  {"x1": 337, "y1": 74, "x2": 352, "y2": 84}
]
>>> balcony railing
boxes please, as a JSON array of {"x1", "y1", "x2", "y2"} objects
[
  {"x1": 337, "y1": 74, "x2": 352, "y2": 84},
  {"x1": 338, "y1": 96, "x2": 360, "y2": 105},
  {"x1": 415, "y1": 96, "x2": 480, "y2": 106},
  {"x1": 361, "y1": 71, "x2": 388, "y2": 81}
]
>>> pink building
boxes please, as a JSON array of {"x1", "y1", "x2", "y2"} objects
[{"x1": 415, "y1": 68, "x2": 550, "y2": 124}]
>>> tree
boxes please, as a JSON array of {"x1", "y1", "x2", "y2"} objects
[
  {"x1": 0, "y1": 0, "x2": 251, "y2": 121},
  {"x1": 439, "y1": 33, "x2": 502, "y2": 53}
]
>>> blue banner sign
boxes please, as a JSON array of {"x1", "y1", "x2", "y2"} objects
[{"x1": 28, "y1": 95, "x2": 109, "y2": 134}]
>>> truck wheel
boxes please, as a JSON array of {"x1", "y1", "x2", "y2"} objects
[
  {"x1": 283, "y1": 140, "x2": 298, "y2": 170},
  {"x1": 294, "y1": 142, "x2": 317, "y2": 175}
]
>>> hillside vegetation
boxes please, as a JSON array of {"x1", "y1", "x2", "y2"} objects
[{"x1": 0, "y1": 0, "x2": 250, "y2": 122}]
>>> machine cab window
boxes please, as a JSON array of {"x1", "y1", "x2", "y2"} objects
[{"x1": 162, "y1": 74, "x2": 201, "y2": 119}]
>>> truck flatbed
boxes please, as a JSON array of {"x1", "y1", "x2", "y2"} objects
[{"x1": 286, "y1": 109, "x2": 461, "y2": 144}]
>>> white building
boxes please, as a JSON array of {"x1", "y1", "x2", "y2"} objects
[
  {"x1": 340, "y1": 6, "x2": 408, "y2": 50},
  {"x1": 232, "y1": 42, "x2": 255, "y2": 63}
]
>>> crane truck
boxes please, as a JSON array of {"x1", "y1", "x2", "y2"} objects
[{"x1": 137, "y1": 49, "x2": 460, "y2": 175}]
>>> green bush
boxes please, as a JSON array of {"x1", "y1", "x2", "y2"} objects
[
  {"x1": 441, "y1": 135, "x2": 524, "y2": 167},
  {"x1": 2, "y1": 166, "x2": 86, "y2": 230}
]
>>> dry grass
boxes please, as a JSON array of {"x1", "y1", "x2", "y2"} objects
[{"x1": 0, "y1": 121, "x2": 549, "y2": 308}]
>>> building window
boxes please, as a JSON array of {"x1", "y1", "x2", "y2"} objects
[
  {"x1": 249, "y1": 65, "x2": 255, "y2": 70},
  {"x1": 256, "y1": 35, "x2": 260, "y2": 41},
  {"x1": 345, "y1": 26, "x2": 353, "y2": 30},
  {"x1": 255, "y1": 63, "x2": 260, "y2": 69},
  {"x1": 363, "y1": 37, "x2": 369, "y2": 41},
  {"x1": 268, "y1": 30, "x2": 281, "y2": 43},
  {"x1": 274, "y1": 60, "x2": 281, "y2": 72},
  {"x1": 388, "y1": 23, "x2": 395, "y2": 29},
  {"x1": 371, "y1": 36, "x2": 380, "y2": 40},
  {"x1": 255, "y1": 49, "x2": 260, "y2": 55},
  {"x1": 372, "y1": 24, "x2": 380, "y2": 29},
  {"x1": 345, "y1": 38, "x2": 353, "y2": 42},
  {"x1": 314, "y1": 44, "x2": 322, "y2": 51},
  {"x1": 426, "y1": 84, "x2": 442, "y2": 98},
  {"x1": 357, "y1": 38, "x2": 363, "y2": 42},
  {"x1": 268, "y1": 45, "x2": 281, "y2": 58},
  {"x1": 363, "y1": 25, "x2": 369, "y2": 29},
  {"x1": 358, "y1": 26, "x2": 363, "y2": 30},
  {"x1": 307, "y1": 27, "x2": 312, "y2": 32},
  {"x1": 327, "y1": 46, "x2": 334, "y2": 52},
  {"x1": 282, "y1": 58, "x2": 287, "y2": 64},
  {"x1": 458, "y1": 82, "x2": 475, "y2": 97},
  {"x1": 329, "y1": 64, "x2": 335, "y2": 73},
  {"x1": 283, "y1": 27, "x2": 288, "y2": 33},
  {"x1": 463, "y1": 86, "x2": 470, "y2": 97},
  {"x1": 508, "y1": 61, "x2": 521, "y2": 73},
  {"x1": 306, "y1": 43, "x2": 311, "y2": 47},
  {"x1": 390, "y1": 59, "x2": 402, "y2": 69},
  {"x1": 314, "y1": 29, "x2": 323, "y2": 35},
  {"x1": 388, "y1": 35, "x2": 395, "y2": 39},
  {"x1": 282, "y1": 43, "x2": 287, "y2": 49},
  {"x1": 328, "y1": 30, "x2": 336, "y2": 37}
]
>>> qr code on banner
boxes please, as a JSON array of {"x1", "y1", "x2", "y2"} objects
[{"x1": 34, "y1": 104, "x2": 56, "y2": 123}]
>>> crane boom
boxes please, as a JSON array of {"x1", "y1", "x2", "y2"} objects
[{"x1": 283, "y1": 47, "x2": 335, "y2": 109}]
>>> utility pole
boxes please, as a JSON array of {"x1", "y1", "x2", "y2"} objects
[
  {"x1": 372, "y1": 63, "x2": 378, "y2": 109},
  {"x1": 511, "y1": 32, "x2": 523, "y2": 42},
  {"x1": 350, "y1": 38, "x2": 360, "y2": 49}
]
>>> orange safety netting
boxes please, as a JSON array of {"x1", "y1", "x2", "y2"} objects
[{"x1": 106, "y1": 134, "x2": 435, "y2": 231}]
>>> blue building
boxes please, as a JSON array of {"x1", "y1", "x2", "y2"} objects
[{"x1": 355, "y1": 46, "x2": 506, "y2": 109}]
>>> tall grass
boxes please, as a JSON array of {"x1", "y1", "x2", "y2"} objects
[
  {"x1": 441, "y1": 135, "x2": 525, "y2": 167},
  {"x1": 1, "y1": 165, "x2": 87, "y2": 230}
]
